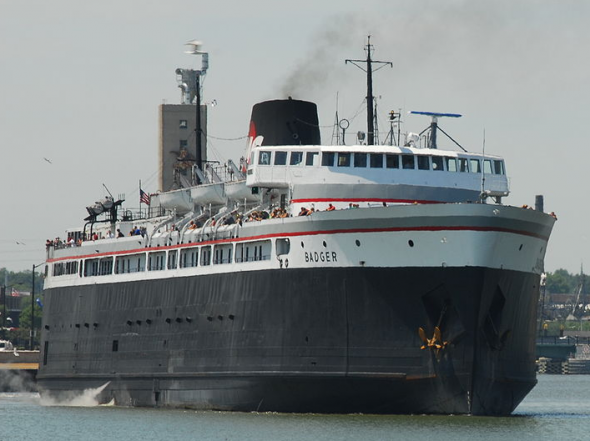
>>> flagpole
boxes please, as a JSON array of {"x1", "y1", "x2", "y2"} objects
[{"x1": 1, "y1": 285, "x2": 5, "y2": 338}]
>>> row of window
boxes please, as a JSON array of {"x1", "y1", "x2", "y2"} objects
[
  {"x1": 257, "y1": 150, "x2": 505, "y2": 175},
  {"x1": 53, "y1": 240, "x2": 275, "y2": 278},
  {"x1": 52, "y1": 261, "x2": 79, "y2": 276}
]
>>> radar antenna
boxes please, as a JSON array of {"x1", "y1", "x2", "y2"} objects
[{"x1": 409, "y1": 111, "x2": 465, "y2": 151}]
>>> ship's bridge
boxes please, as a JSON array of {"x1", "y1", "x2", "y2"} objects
[{"x1": 246, "y1": 144, "x2": 508, "y2": 208}]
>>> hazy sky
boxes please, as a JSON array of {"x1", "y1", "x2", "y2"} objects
[{"x1": 0, "y1": 0, "x2": 588, "y2": 274}]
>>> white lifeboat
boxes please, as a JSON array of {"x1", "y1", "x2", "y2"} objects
[
  {"x1": 225, "y1": 179, "x2": 261, "y2": 203},
  {"x1": 158, "y1": 188, "x2": 193, "y2": 214},
  {"x1": 190, "y1": 182, "x2": 226, "y2": 206}
]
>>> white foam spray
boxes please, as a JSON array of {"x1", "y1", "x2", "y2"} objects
[
  {"x1": 0, "y1": 369, "x2": 37, "y2": 393},
  {"x1": 39, "y1": 381, "x2": 111, "y2": 407}
]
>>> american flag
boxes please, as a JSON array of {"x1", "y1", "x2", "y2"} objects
[{"x1": 140, "y1": 189, "x2": 150, "y2": 205}]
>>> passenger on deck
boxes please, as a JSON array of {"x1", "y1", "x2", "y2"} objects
[
  {"x1": 188, "y1": 220, "x2": 197, "y2": 230},
  {"x1": 117, "y1": 229, "x2": 124, "y2": 238},
  {"x1": 326, "y1": 203, "x2": 335, "y2": 211},
  {"x1": 298, "y1": 207, "x2": 309, "y2": 216}
]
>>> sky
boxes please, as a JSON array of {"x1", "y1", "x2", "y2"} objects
[{"x1": 0, "y1": 0, "x2": 588, "y2": 274}]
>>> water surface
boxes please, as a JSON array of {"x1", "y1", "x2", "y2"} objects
[{"x1": 1, "y1": 375, "x2": 588, "y2": 441}]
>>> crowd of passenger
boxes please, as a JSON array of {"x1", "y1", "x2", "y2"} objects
[
  {"x1": 46, "y1": 203, "x2": 356, "y2": 250},
  {"x1": 46, "y1": 226, "x2": 147, "y2": 250}
]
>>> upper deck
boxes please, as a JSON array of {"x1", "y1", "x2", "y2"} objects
[{"x1": 246, "y1": 144, "x2": 508, "y2": 207}]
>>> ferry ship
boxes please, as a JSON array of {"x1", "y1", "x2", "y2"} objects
[{"x1": 37, "y1": 42, "x2": 555, "y2": 415}]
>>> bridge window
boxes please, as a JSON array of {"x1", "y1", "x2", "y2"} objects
[
  {"x1": 458, "y1": 158, "x2": 469, "y2": 172},
  {"x1": 470, "y1": 158, "x2": 481, "y2": 173},
  {"x1": 483, "y1": 159, "x2": 493, "y2": 174},
  {"x1": 445, "y1": 157, "x2": 457, "y2": 172},
  {"x1": 417, "y1": 156, "x2": 430, "y2": 170},
  {"x1": 370, "y1": 153, "x2": 383, "y2": 168},
  {"x1": 258, "y1": 151, "x2": 271, "y2": 165},
  {"x1": 386, "y1": 154, "x2": 399, "y2": 168},
  {"x1": 432, "y1": 156, "x2": 444, "y2": 171},
  {"x1": 337, "y1": 152, "x2": 351, "y2": 167},
  {"x1": 354, "y1": 153, "x2": 367, "y2": 167},
  {"x1": 494, "y1": 160, "x2": 505, "y2": 175},
  {"x1": 290, "y1": 151, "x2": 303, "y2": 165},
  {"x1": 306, "y1": 151, "x2": 319, "y2": 166},
  {"x1": 321, "y1": 152, "x2": 335, "y2": 166},
  {"x1": 274, "y1": 151, "x2": 287, "y2": 165},
  {"x1": 402, "y1": 155, "x2": 415, "y2": 169}
]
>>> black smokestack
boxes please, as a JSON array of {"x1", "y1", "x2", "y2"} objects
[{"x1": 248, "y1": 99, "x2": 321, "y2": 146}]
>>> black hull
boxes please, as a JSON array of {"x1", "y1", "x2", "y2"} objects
[{"x1": 38, "y1": 266, "x2": 540, "y2": 415}]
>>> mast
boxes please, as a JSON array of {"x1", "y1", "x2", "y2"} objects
[
  {"x1": 346, "y1": 36, "x2": 392, "y2": 145},
  {"x1": 366, "y1": 41, "x2": 374, "y2": 145}
]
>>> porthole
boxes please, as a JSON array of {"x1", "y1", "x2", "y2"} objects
[
  {"x1": 323, "y1": 241, "x2": 327, "y2": 248},
  {"x1": 519, "y1": 244, "x2": 523, "y2": 251},
  {"x1": 408, "y1": 240, "x2": 414, "y2": 247},
  {"x1": 301, "y1": 241, "x2": 305, "y2": 248},
  {"x1": 355, "y1": 240, "x2": 361, "y2": 247}
]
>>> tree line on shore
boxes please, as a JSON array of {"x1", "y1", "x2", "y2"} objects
[
  {"x1": 545, "y1": 268, "x2": 585, "y2": 294},
  {"x1": 0, "y1": 267, "x2": 43, "y2": 348}
]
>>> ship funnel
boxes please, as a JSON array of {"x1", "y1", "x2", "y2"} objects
[{"x1": 248, "y1": 99, "x2": 321, "y2": 146}]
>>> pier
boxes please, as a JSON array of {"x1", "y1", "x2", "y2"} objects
[
  {"x1": 537, "y1": 336, "x2": 590, "y2": 374},
  {"x1": 0, "y1": 350, "x2": 39, "y2": 378}
]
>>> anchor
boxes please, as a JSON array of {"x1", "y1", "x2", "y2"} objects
[{"x1": 418, "y1": 326, "x2": 449, "y2": 352}]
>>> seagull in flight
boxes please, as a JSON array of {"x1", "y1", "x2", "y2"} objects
[{"x1": 43, "y1": 157, "x2": 52, "y2": 164}]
